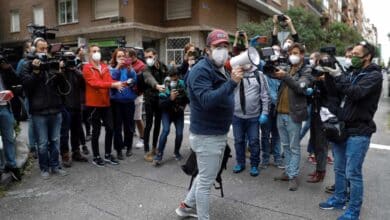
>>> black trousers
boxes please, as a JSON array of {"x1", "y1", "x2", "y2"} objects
[
  {"x1": 60, "y1": 107, "x2": 82, "y2": 155},
  {"x1": 143, "y1": 99, "x2": 162, "y2": 153},
  {"x1": 112, "y1": 101, "x2": 135, "y2": 152},
  {"x1": 89, "y1": 107, "x2": 114, "y2": 157},
  {"x1": 309, "y1": 111, "x2": 329, "y2": 172}
]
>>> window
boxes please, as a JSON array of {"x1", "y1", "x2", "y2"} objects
[
  {"x1": 33, "y1": 6, "x2": 44, "y2": 26},
  {"x1": 323, "y1": 0, "x2": 329, "y2": 10},
  {"x1": 58, "y1": 0, "x2": 78, "y2": 24},
  {"x1": 237, "y1": 5, "x2": 249, "y2": 27},
  {"x1": 95, "y1": 0, "x2": 119, "y2": 19},
  {"x1": 166, "y1": 37, "x2": 190, "y2": 65},
  {"x1": 10, "y1": 10, "x2": 20, "y2": 32},
  {"x1": 166, "y1": 0, "x2": 191, "y2": 20}
]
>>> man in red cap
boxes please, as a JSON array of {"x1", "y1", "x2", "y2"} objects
[{"x1": 175, "y1": 29, "x2": 244, "y2": 220}]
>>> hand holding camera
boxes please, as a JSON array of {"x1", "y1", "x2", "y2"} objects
[
  {"x1": 112, "y1": 81, "x2": 126, "y2": 92},
  {"x1": 170, "y1": 89, "x2": 179, "y2": 101},
  {"x1": 155, "y1": 84, "x2": 166, "y2": 92},
  {"x1": 273, "y1": 68, "x2": 287, "y2": 79}
]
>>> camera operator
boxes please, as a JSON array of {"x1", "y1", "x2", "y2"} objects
[
  {"x1": 305, "y1": 53, "x2": 331, "y2": 183},
  {"x1": 318, "y1": 41, "x2": 382, "y2": 220},
  {"x1": 59, "y1": 52, "x2": 89, "y2": 168},
  {"x1": 0, "y1": 54, "x2": 22, "y2": 181},
  {"x1": 272, "y1": 42, "x2": 312, "y2": 191},
  {"x1": 233, "y1": 31, "x2": 249, "y2": 56},
  {"x1": 271, "y1": 14, "x2": 299, "y2": 48},
  {"x1": 21, "y1": 37, "x2": 68, "y2": 179},
  {"x1": 152, "y1": 67, "x2": 189, "y2": 166}
]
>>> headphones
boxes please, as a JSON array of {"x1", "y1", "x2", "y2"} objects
[{"x1": 30, "y1": 37, "x2": 46, "y2": 53}]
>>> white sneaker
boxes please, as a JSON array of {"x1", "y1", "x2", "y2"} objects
[{"x1": 135, "y1": 139, "x2": 144, "y2": 149}]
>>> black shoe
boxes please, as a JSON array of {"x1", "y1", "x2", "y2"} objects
[
  {"x1": 104, "y1": 154, "x2": 119, "y2": 165},
  {"x1": 92, "y1": 156, "x2": 105, "y2": 167},
  {"x1": 10, "y1": 167, "x2": 22, "y2": 181},
  {"x1": 82, "y1": 145, "x2": 90, "y2": 155},
  {"x1": 126, "y1": 149, "x2": 133, "y2": 157},
  {"x1": 117, "y1": 151, "x2": 124, "y2": 160},
  {"x1": 72, "y1": 151, "x2": 88, "y2": 162}
]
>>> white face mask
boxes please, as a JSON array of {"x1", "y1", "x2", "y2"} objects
[
  {"x1": 344, "y1": 58, "x2": 352, "y2": 69},
  {"x1": 146, "y1": 58, "x2": 155, "y2": 67},
  {"x1": 270, "y1": 54, "x2": 279, "y2": 61},
  {"x1": 309, "y1": 59, "x2": 315, "y2": 67},
  {"x1": 289, "y1": 54, "x2": 301, "y2": 65},
  {"x1": 92, "y1": 52, "x2": 101, "y2": 62},
  {"x1": 211, "y1": 47, "x2": 228, "y2": 67}
]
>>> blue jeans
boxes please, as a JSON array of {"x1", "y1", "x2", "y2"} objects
[
  {"x1": 299, "y1": 104, "x2": 314, "y2": 154},
  {"x1": 232, "y1": 115, "x2": 260, "y2": 167},
  {"x1": 25, "y1": 98, "x2": 37, "y2": 151},
  {"x1": 260, "y1": 105, "x2": 281, "y2": 164},
  {"x1": 332, "y1": 136, "x2": 370, "y2": 216},
  {"x1": 277, "y1": 114, "x2": 302, "y2": 179},
  {"x1": 157, "y1": 111, "x2": 184, "y2": 157},
  {"x1": 184, "y1": 133, "x2": 227, "y2": 220},
  {"x1": 32, "y1": 113, "x2": 62, "y2": 172},
  {"x1": 0, "y1": 106, "x2": 17, "y2": 169}
]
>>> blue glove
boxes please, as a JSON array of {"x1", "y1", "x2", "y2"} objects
[
  {"x1": 306, "y1": 88, "x2": 314, "y2": 96},
  {"x1": 258, "y1": 114, "x2": 268, "y2": 125}
]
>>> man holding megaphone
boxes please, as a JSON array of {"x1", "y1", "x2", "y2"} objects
[{"x1": 175, "y1": 29, "x2": 244, "y2": 220}]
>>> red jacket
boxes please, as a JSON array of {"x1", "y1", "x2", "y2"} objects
[{"x1": 83, "y1": 62, "x2": 114, "y2": 107}]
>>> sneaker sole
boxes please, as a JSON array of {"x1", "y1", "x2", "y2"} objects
[
  {"x1": 175, "y1": 208, "x2": 198, "y2": 218},
  {"x1": 92, "y1": 161, "x2": 105, "y2": 167},
  {"x1": 104, "y1": 160, "x2": 119, "y2": 165},
  {"x1": 319, "y1": 205, "x2": 346, "y2": 210}
]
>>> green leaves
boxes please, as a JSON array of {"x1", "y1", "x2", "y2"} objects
[{"x1": 239, "y1": 7, "x2": 364, "y2": 56}]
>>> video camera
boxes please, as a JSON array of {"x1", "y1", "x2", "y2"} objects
[
  {"x1": 315, "y1": 45, "x2": 346, "y2": 76},
  {"x1": 28, "y1": 24, "x2": 58, "y2": 41},
  {"x1": 0, "y1": 48, "x2": 14, "y2": 65},
  {"x1": 260, "y1": 47, "x2": 289, "y2": 76}
]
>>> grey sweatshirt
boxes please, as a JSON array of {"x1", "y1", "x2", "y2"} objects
[{"x1": 234, "y1": 68, "x2": 270, "y2": 119}]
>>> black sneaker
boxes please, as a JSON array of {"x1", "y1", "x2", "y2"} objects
[
  {"x1": 104, "y1": 154, "x2": 119, "y2": 165},
  {"x1": 325, "y1": 184, "x2": 335, "y2": 194},
  {"x1": 117, "y1": 151, "x2": 124, "y2": 160},
  {"x1": 126, "y1": 149, "x2": 133, "y2": 157},
  {"x1": 92, "y1": 156, "x2": 105, "y2": 167},
  {"x1": 82, "y1": 145, "x2": 90, "y2": 155},
  {"x1": 10, "y1": 168, "x2": 22, "y2": 181}
]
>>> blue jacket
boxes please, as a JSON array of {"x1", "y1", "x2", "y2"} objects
[
  {"x1": 186, "y1": 57, "x2": 238, "y2": 135},
  {"x1": 109, "y1": 67, "x2": 137, "y2": 102}
]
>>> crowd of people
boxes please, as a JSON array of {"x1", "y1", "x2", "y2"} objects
[{"x1": 0, "y1": 15, "x2": 383, "y2": 220}]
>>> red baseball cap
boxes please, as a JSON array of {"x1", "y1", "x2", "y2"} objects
[{"x1": 206, "y1": 29, "x2": 229, "y2": 47}]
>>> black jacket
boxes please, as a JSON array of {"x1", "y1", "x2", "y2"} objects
[
  {"x1": 334, "y1": 63, "x2": 383, "y2": 136},
  {"x1": 62, "y1": 68, "x2": 85, "y2": 110},
  {"x1": 142, "y1": 61, "x2": 168, "y2": 104},
  {"x1": 21, "y1": 60, "x2": 63, "y2": 115}
]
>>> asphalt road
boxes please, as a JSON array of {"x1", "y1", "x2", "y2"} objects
[{"x1": 1, "y1": 75, "x2": 389, "y2": 220}]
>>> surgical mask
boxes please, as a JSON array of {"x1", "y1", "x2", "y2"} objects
[
  {"x1": 309, "y1": 59, "x2": 315, "y2": 67},
  {"x1": 289, "y1": 55, "x2": 301, "y2": 65},
  {"x1": 283, "y1": 42, "x2": 291, "y2": 50},
  {"x1": 344, "y1": 58, "x2": 352, "y2": 69},
  {"x1": 188, "y1": 60, "x2": 195, "y2": 66},
  {"x1": 170, "y1": 81, "x2": 177, "y2": 89},
  {"x1": 146, "y1": 58, "x2": 155, "y2": 67},
  {"x1": 92, "y1": 52, "x2": 101, "y2": 62},
  {"x1": 351, "y1": 56, "x2": 364, "y2": 69},
  {"x1": 270, "y1": 54, "x2": 279, "y2": 61},
  {"x1": 211, "y1": 47, "x2": 228, "y2": 67}
]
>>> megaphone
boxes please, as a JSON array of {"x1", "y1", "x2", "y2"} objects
[{"x1": 230, "y1": 47, "x2": 260, "y2": 68}]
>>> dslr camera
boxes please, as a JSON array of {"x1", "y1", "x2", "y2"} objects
[{"x1": 277, "y1": 14, "x2": 288, "y2": 28}]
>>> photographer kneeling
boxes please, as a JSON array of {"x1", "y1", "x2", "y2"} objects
[{"x1": 21, "y1": 38, "x2": 68, "y2": 179}]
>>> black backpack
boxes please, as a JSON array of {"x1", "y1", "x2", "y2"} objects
[{"x1": 181, "y1": 144, "x2": 232, "y2": 197}]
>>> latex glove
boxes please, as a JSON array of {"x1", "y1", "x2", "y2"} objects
[
  {"x1": 258, "y1": 114, "x2": 268, "y2": 125},
  {"x1": 306, "y1": 87, "x2": 314, "y2": 96},
  {"x1": 323, "y1": 65, "x2": 342, "y2": 77}
]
